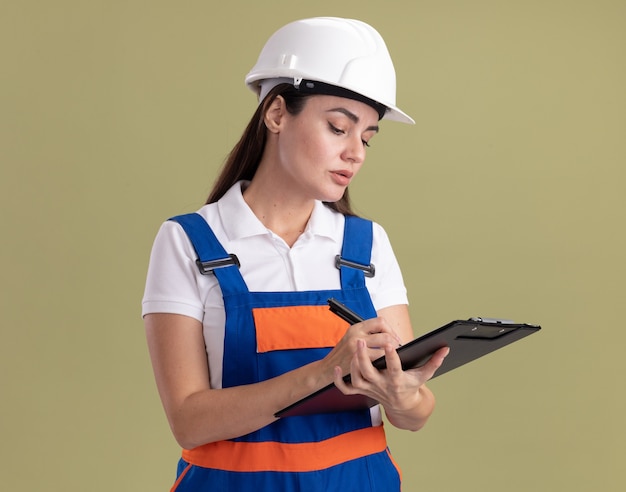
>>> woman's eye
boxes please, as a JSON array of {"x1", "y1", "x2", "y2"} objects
[
  {"x1": 329, "y1": 123, "x2": 345, "y2": 135},
  {"x1": 329, "y1": 122, "x2": 371, "y2": 147}
]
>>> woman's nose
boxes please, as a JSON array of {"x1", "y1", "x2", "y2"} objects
[{"x1": 343, "y1": 135, "x2": 366, "y2": 163}]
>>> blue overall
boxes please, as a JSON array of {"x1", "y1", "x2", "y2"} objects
[{"x1": 167, "y1": 213, "x2": 401, "y2": 492}]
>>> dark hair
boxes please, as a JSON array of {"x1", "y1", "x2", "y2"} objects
[{"x1": 206, "y1": 84, "x2": 356, "y2": 216}]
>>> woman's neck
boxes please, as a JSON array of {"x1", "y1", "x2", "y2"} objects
[{"x1": 243, "y1": 174, "x2": 315, "y2": 248}]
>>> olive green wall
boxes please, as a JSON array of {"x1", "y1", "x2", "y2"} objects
[{"x1": 2, "y1": 1, "x2": 624, "y2": 490}]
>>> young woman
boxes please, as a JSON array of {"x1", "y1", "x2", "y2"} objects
[{"x1": 143, "y1": 17, "x2": 449, "y2": 491}]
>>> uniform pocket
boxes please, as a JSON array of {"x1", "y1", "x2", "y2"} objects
[{"x1": 253, "y1": 304, "x2": 348, "y2": 352}]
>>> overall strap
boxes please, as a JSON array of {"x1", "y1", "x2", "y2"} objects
[
  {"x1": 337, "y1": 215, "x2": 375, "y2": 291},
  {"x1": 168, "y1": 213, "x2": 248, "y2": 295}
]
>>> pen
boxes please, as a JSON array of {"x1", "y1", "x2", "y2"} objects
[
  {"x1": 327, "y1": 298, "x2": 365, "y2": 325},
  {"x1": 328, "y1": 297, "x2": 402, "y2": 349}
]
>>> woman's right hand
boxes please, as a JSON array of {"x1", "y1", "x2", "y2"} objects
[{"x1": 322, "y1": 317, "x2": 402, "y2": 377}]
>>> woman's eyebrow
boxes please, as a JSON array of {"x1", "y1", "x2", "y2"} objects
[{"x1": 327, "y1": 107, "x2": 379, "y2": 132}]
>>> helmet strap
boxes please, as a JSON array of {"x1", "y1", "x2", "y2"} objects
[{"x1": 295, "y1": 79, "x2": 387, "y2": 120}]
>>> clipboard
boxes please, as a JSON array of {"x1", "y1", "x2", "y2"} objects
[{"x1": 275, "y1": 317, "x2": 541, "y2": 418}]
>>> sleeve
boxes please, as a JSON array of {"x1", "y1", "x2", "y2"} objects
[
  {"x1": 141, "y1": 220, "x2": 212, "y2": 321},
  {"x1": 367, "y1": 222, "x2": 409, "y2": 311}
]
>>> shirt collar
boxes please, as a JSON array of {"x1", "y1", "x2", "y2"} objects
[
  {"x1": 217, "y1": 181, "x2": 341, "y2": 243},
  {"x1": 307, "y1": 200, "x2": 341, "y2": 241}
]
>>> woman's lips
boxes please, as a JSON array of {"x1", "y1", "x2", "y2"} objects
[{"x1": 331, "y1": 169, "x2": 353, "y2": 186}]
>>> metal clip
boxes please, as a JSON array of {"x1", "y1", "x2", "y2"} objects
[
  {"x1": 196, "y1": 254, "x2": 240, "y2": 275},
  {"x1": 335, "y1": 255, "x2": 375, "y2": 278}
]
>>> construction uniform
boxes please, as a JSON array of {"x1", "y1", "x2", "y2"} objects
[{"x1": 143, "y1": 182, "x2": 407, "y2": 491}]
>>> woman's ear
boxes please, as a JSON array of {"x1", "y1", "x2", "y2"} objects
[{"x1": 264, "y1": 95, "x2": 286, "y2": 133}]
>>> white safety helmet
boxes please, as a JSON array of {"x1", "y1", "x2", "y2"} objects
[{"x1": 245, "y1": 17, "x2": 414, "y2": 124}]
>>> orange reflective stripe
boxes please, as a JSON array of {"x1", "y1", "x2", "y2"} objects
[
  {"x1": 170, "y1": 462, "x2": 192, "y2": 492},
  {"x1": 182, "y1": 425, "x2": 387, "y2": 473},
  {"x1": 386, "y1": 447, "x2": 402, "y2": 481},
  {"x1": 253, "y1": 305, "x2": 348, "y2": 352}
]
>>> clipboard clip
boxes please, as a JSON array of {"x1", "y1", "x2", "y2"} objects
[{"x1": 469, "y1": 317, "x2": 515, "y2": 324}]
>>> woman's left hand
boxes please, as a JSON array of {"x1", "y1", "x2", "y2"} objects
[{"x1": 333, "y1": 339, "x2": 449, "y2": 431}]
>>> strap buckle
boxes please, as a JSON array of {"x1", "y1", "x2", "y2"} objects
[
  {"x1": 334, "y1": 255, "x2": 375, "y2": 278},
  {"x1": 196, "y1": 254, "x2": 240, "y2": 275}
]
